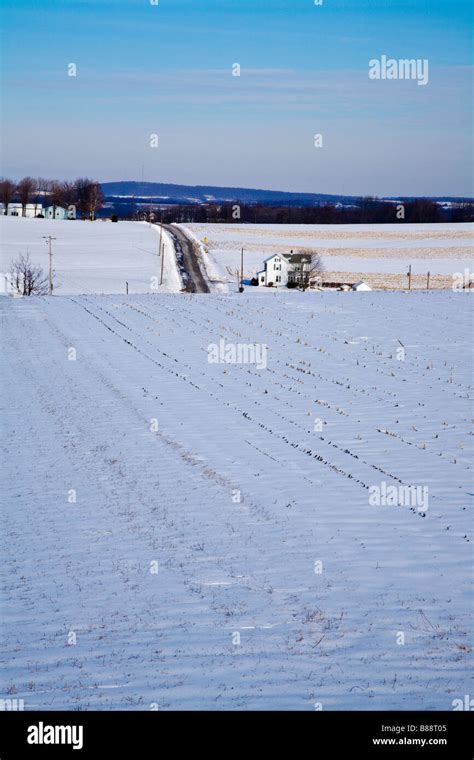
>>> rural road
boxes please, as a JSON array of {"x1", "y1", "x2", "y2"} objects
[{"x1": 161, "y1": 224, "x2": 210, "y2": 293}]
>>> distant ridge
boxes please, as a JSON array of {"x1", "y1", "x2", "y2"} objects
[
  {"x1": 101, "y1": 181, "x2": 472, "y2": 206},
  {"x1": 101, "y1": 180, "x2": 354, "y2": 205}
]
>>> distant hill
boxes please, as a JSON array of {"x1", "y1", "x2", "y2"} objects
[
  {"x1": 101, "y1": 181, "x2": 360, "y2": 206},
  {"x1": 101, "y1": 181, "x2": 472, "y2": 208}
]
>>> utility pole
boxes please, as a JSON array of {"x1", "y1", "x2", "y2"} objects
[
  {"x1": 42, "y1": 236, "x2": 56, "y2": 294},
  {"x1": 239, "y1": 248, "x2": 244, "y2": 292},
  {"x1": 160, "y1": 240, "x2": 165, "y2": 286},
  {"x1": 427, "y1": 271, "x2": 430, "y2": 290},
  {"x1": 407, "y1": 264, "x2": 412, "y2": 291},
  {"x1": 158, "y1": 218, "x2": 165, "y2": 286}
]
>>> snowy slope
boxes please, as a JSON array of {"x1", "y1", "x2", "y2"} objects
[
  {"x1": 0, "y1": 217, "x2": 181, "y2": 294},
  {"x1": 1, "y1": 291, "x2": 472, "y2": 710}
]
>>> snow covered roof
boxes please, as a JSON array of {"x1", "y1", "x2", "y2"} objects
[
  {"x1": 263, "y1": 253, "x2": 290, "y2": 264},
  {"x1": 287, "y1": 253, "x2": 311, "y2": 264},
  {"x1": 352, "y1": 280, "x2": 372, "y2": 291}
]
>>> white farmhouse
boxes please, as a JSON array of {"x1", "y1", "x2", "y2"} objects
[
  {"x1": 256, "y1": 254, "x2": 290, "y2": 287},
  {"x1": 256, "y1": 252, "x2": 314, "y2": 288}
]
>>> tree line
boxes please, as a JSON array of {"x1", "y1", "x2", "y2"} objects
[
  {"x1": 132, "y1": 197, "x2": 472, "y2": 224},
  {"x1": 2, "y1": 179, "x2": 471, "y2": 224},
  {"x1": 0, "y1": 177, "x2": 104, "y2": 220}
]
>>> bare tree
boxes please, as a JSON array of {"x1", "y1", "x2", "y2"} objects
[
  {"x1": 16, "y1": 177, "x2": 35, "y2": 216},
  {"x1": 50, "y1": 181, "x2": 64, "y2": 213},
  {"x1": 47, "y1": 180, "x2": 76, "y2": 215},
  {"x1": 35, "y1": 177, "x2": 52, "y2": 213},
  {"x1": 0, "y1": 178, "x2": 16, "y2": 215},
  {"x1": 225, "y1": 265, "x2": 240, "y2": 282},
  {"x1": 10, "y1": 253, "x2": 51, "y2": 296},
  {"x1": 88, "y1": 182, "x2": 104, "y2": 221},
  {"x1": 293, "y1": 247, "x2": 325, "y2": 290},
  {"x1": 74, "y1": 178, "x2": 103, "y2": 220},
  {"x1": 225, "y1": 264, "x2": 248, "y2": 289},
  {"x1": 74, "y1": 178, "x2": 92, "y2": 220},
  {"x1": 59, "y1": 181, "x2": 77, "y2": 212}
]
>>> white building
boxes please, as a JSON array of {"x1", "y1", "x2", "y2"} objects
[
  {"x1": 287, "y1": 253, "x2": 314, "y2": 286},
  {"x1": 4, "y1": 203, "x2": 22, "y2": 217},
  {"x1": 256, "y1": 252, "x2": 314, "y2": 288},
  {"x1": 44, "y1": 206, "x2": 68, "y2": 220},
  {"x1": 352, "y1": 280, "x2": 372, "y2": 291},
  {"x1": 0, "y1": 203, "x2": 75, "y2": 219},
  {"x1": 1, "y1": 203, "x2": 43, "y2": 217},
  {"x1": 24, "y1": 203, "x2": 43, "y2": 217},
  {"x1": 256, "y1": 254, "x2": 290, "y2": 287}
]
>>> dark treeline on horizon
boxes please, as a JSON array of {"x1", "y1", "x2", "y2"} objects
[
  {"x1": 2, "y1": 176, "x2": 472, "y2": 224},
  {"x1": 117, "y1": 197, "x2": 473, "y2": 224}
]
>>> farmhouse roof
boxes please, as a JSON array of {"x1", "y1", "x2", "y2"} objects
[
  {"x1": 287, "y1": 253, "x2": 312, "y2": 264},
  {"x1": 262, "y1": 253, "x2": 291, "y2": 264}
]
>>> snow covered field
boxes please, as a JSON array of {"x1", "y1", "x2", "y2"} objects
[
  {"x1": 2, "y1": 219, "x2": 471, "y2": 295},
  {"x1": 1, "y1": 290, "x2": 472, "y2": 710},
  {"x1": 183, "y1": 223, "x2": 474, "y2": 290},
  {"x1": 0, "y1": 217, "x2": 181, "y2": 294}
]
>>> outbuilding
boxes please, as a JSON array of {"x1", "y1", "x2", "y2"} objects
[
  {"x1": 44, "y1": 206, "x2": 67, "y2": 220},
  {"x1": 352, "y1": 280, "x2": 372, "y2": 291}
]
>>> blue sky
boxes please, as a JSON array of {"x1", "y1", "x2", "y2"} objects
[{"x1": 1, "y1": 0, "x2": 472, "y2": 195}]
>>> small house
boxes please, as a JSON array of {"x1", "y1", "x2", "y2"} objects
[
  {"x1": 352, "y1": 280, "x2": 372, "y2": 291},
  {"x1": 0, "y1": 203, "x2": 43, "y2": 217},
  {"x1": 43, "y1": 205, "x2": 76, "y2": 220},
  {"x1": 5, "y1": 203, "x2": 23, "y2": 217},
  {"x1": 44, "y1": 206, "x2": 67, "y2": 220},
  {"x1": 25, "y1": 203, "x2": 43, "y2": 218}
]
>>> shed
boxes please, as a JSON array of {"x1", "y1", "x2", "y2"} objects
[{"x1": 352, "y1": 280, "x2": 372, "y2": 291}]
